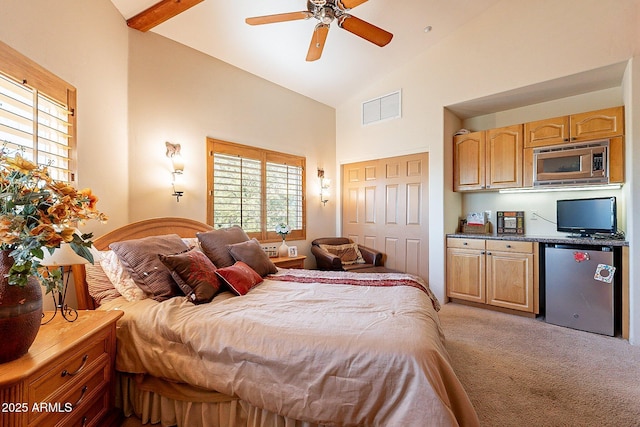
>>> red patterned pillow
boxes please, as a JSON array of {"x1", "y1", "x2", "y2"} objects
[
  {"x1": 159, "y1": 248, "x2": 220, "y2": 304},
  {"x1": 215, "y1": 261, "x2": 263, "y2": 296}
]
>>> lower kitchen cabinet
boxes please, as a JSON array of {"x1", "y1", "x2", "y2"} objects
[{"x1": 446, "y1": 237, "x2": 538, "y2": 314}]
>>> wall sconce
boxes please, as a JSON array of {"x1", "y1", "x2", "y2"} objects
[
  {"x1": 166, "y1": 141, "x2": 184, "y2": 202},
  {"x1": 318, "y1": 168, "x2": 330, "y2": 206}
]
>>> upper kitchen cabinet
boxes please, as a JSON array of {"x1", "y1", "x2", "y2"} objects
[
  {"x1": 454, "y1": 125, "x2": 523, "y2": 191},
  {"x1": 454, "y1": 131, "x2": 486, "y2": 191},
  {"x1": 486, "y1": 124, "x2": 523, "y2": 189},
  {"x1": 570, "y1": 106, "x2": 624, "y2": 141},
  {"x1": 524, "y1": 106, "x2": 624, "y2": 148}
]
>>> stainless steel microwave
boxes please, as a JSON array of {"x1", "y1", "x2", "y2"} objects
[{"x1": 533, "y1": 140, "x2": 609, "y2": 186}]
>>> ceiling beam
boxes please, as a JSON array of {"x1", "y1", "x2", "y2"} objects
[{"x1": 127, "y1": 0, "x2": 204, "y2": 32}]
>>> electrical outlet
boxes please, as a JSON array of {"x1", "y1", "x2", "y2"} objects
[
  {"x1": 484, "y1": 210, "x2": 492, "y2": 221},
  {"x1": 531, "y1": 210, "x2": 538, "y2": 220}
]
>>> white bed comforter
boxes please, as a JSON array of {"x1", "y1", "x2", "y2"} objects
[{"x1": 101, "y1": 270, "x2": 479, "y2": 427}]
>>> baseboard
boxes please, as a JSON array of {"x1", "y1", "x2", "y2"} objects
[{"x1": 447, "y1": 298, "x2": 538, "y2": 319}]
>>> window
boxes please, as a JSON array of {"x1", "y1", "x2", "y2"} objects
[
  {"x1": 0, "y1": 41, "x2": 77, "y2": 183},
  {"x1": 207, "y1": 138, "x2": 305, "y2": 242}
]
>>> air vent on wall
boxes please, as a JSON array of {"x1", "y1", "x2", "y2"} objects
[{"x1": 362, "y1": 90, "x2": 402, "y2": 126}]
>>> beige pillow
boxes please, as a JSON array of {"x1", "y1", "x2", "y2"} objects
[
  {"x1": 227, "y1": 238, "x2": 277, "y2": 277},
  {"x1": 197, "y1": 226, "x2": 250, "y2": 268},
  {"x1": 319, "y1": 243, "x2": 366, "y2": 265},
  {"x1": 100, "y1": 250, "x2": 147, "y2": 302},
  {"x1": 85, "y1": 261, "x2": 121, "y2": 306}
]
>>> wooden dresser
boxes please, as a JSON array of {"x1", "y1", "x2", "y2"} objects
[{"x1": 0, "y1": 310, "x2": 123, "y2": 427}]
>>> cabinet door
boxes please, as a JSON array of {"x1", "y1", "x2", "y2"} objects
[
  {"x1": 570, "y1": 106, "x2": 624, "y2": 141},
  {"x1": 446, "y1": 247, "x2": 485, "y2": 303},
  {"x1": 453, "y1": 131, "x2": 485, "y2": 191},
  {"x1": 486, "y1": 124, "x2": 523, "y2": 189},
  {"x1": 486, "y1": 251, "x2": 534, "y2": 312},
  {"x1": 524, "y1": 116, "x2": 570, "y2": 147}
]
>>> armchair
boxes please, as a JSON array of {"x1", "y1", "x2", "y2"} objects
[{"x1": 311, "y1": 237, "x2": 383, "y2": 272}]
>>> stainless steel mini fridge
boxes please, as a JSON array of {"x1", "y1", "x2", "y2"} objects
[{"x1": 545, "y1": 244, "x2": 616, "y2": 336}]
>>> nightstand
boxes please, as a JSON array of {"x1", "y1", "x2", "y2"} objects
[
  {"x1": 0, "y1": 310, "x2": 123, "y2": 427},
  {"x1": 271, "y1": 255, "x2": 306, "y2": 269}
]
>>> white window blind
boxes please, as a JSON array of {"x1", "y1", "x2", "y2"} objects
[{"x1": 0, "y1": 72, "x2": 74, "y2": 182}]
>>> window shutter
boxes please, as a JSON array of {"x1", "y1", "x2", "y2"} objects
[
  {"x1": 208, "y1": 138, "x2": 306, "y2": 241},
  {"x1": 37, "y1": 94, "x2": 73, "y2": 182},
  {"x1": 0, "y1": 72, "x2": 74, "y2": 183},
  {"x1": 213, "y1": 153, "x2": 262, "y2": 232},
  {"x1": 266, "y1": 162, "x2": 303, "y2": 232}
]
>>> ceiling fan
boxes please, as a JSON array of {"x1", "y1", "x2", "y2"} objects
[{"x1": 245, "y1": 0, "x2": 393, "y2": 62}]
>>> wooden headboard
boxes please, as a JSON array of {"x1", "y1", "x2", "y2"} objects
[{"x1": 72, "y1": 217, "x2": 213, "y2": 310}]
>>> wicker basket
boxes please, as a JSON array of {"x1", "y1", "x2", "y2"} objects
[{"x1": 462, "y1": 222, "x2": 492, "y2": 234}]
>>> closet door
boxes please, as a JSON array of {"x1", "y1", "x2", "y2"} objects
[{"x1": 342, "y1": 153, "x2": 429, "y2": 280}]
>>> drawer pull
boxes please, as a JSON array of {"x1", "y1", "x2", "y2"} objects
[
  {"x1": 463, "y1": 242, "x2": 468, "y2": 245},
  {"x1": 61, "y1": 354, "x2": 89, "y2": 377},
  {"x1": 506, "y1": 244, "x2": 512, "y2": 248},
  {"x1": 72, "y1": 385, "x2": 88, "y2": 409}
]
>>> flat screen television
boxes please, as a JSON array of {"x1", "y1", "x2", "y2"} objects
[{"x1": 556, "y1": 196, "x2": 617, "y2": 237}]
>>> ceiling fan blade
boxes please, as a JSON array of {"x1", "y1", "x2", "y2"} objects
[
  {"x1": 246, "y1": 11, "x2": 312, "y2": 26},
  {"x1": 338, "y1": 0, "x2": 369, "y2": 9},
  {"x1": 338, "y1": 15, "x2": 393, "y2": 47},
  {"x1": 306, "y1": 24, "x2": 330, "y2": 62}
]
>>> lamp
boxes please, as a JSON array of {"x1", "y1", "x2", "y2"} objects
[
  {"x1": 318, "y1": 168, "x2": 330, "y2": 206},
  {"x1": 39, "y1": 243, "x2": 90, "y2": 323},
  {"x1": 166, "y1": 142, "x2": 184, "y2": 202}
]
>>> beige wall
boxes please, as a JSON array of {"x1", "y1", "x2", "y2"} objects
[
  {"x1": 335, "y1": 0, "x2": 640, "y2": 343},
  {"x1": 0, "y1": 0, "x2": 129, "y2": 237},
  {"x1": 127, "y1": 31, "x2": 337, "y2": 266}
]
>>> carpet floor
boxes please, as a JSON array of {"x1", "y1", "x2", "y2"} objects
[{"x1": 438, "y1": 303, "x2": 640, "y2": 427}]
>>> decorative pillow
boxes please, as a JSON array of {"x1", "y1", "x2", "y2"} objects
[
  {"x1": 227, "y1": 238, "x2": 277, "y2": 277},
  {"x1": 182, "y1": 237, "x2": 201, "y2": 249},
  {"x1": 159, "y1": 247, "x2": 220, "y2": 304},
  {"x1": 110, "y1": 234, "x2": 188, "y2": 302},
  {"x1": 85, "y1": 261, "x2": 121, "y2": 306},
  {"x1": 100, "y1": 250, "x2": 147, "y2": 302},
  {"x1": 197, "y1": 226, "x2": 250, "y2": 268},
  {"x1": 319, "y1": 243, "x2": 366, "y2": 265},
  {"x1": 215, "y1": 261, "x2": 263, "y2": 296}
]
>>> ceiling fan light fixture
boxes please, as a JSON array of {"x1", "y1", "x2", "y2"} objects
[{"x1": 319, "y1": 7, "x2": 335, "y2": 24}]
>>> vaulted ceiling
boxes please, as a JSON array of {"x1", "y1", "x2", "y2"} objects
[{"x1": 109, "y1": 0, "x2": 502, "y2": 108}]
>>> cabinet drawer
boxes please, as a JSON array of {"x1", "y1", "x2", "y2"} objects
[
  {"x1": 447, "y1": 238, "x2": 485, "y2": 250},
  {"x1": 30, "y1": 361, "x2": 109, "y2": 427},
  {"x1": 486, "y1": 240, "x2": 533, "y2": 253},
  {"x1": 29, "y1": 334, "x2": 108, "y2": 404},
  {"x1": 65, "y1": 387, "x2": 109, "y2": 427}
]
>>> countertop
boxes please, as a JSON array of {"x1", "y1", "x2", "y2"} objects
[{"x1": 446, "y1": 233, "x2": 629, "y2": 247}]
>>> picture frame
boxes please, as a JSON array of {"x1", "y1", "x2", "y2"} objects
[
  {"x1": 497, "y1": 211, "x2": 525, "y2": 234},
  {"x1": 288, "y1": 246, "x2": 298, "y2": 257}
]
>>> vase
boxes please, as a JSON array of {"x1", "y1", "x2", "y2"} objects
[
  {"x1": 278, "y1": 239, "x2": 289, "y2": 257},
  {"x1": 0, "y1": 250, "x2": 43, "y2": 364}
]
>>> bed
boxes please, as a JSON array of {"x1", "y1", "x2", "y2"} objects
[{"x1": 72, "y1": 217, "x2": 479, "y2": 427}]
